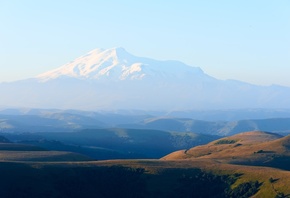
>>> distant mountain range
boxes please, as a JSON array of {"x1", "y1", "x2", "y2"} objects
[
  {"x1": 1, "y1": 108, "x2": 290, "y2": 135},
  {"x1": 1, "y1": 47, "x2": 290, "y2": 110}
]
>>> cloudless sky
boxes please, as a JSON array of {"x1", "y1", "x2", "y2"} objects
[{"x1": 0, "y1": 0, "x2": 289, "y2": 86}]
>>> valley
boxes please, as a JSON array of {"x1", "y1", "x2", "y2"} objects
[{"x1": 0, "y1": 109, "x2": 290, "y2": 197}]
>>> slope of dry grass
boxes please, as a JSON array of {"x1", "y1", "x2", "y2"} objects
[{"x1": 162, "y1": 131, "x2": 290, "y2": 169}]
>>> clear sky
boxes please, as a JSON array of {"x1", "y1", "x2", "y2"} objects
[{"x1": 0, "y1": 0, "x2": 289, "y2": 86}]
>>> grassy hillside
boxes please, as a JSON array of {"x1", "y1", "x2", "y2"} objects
[
  {"x1": 162, "y1": 131, "x2": 290, "y2": 171},
  {"x1": 0, "y1": 159, "x2": 289, "y2": 198},
  {"x1": 93, "y1": 159, "x2": 290, "y2": 198}
]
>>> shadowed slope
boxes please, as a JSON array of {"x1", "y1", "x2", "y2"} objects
[{"x1": 0, "y1": 141, "x2": 91, "y2": 162}]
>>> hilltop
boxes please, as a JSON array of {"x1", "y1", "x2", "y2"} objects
[{"x1": 162, "y1": 131, "x2": 290, "y2": 170}]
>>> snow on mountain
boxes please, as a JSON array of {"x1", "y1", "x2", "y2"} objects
[{"x1": 37, "y1": 47, "x2": 207, "y2": 82}]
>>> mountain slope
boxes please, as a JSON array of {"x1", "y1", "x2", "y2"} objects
[{"x1": 37, "y1": 47, "x2": 207, "y2": 82}]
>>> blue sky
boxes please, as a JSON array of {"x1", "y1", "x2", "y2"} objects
[{"x1": 0, "y1": 0, "x2": 289, "y2": 86}]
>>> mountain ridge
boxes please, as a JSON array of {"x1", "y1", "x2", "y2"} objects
[{"x1": 1, "y1": 109, "x2": 290, "y2": 135}]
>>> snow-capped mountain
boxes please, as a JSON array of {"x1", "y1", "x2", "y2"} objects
[
  {"x1": 1, "y1": 47, "x2": 290, "y2": 110},
  {"x1": 37, "y1": 47, "x2": 209, "y2": 82}
]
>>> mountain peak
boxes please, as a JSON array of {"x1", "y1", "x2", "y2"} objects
[
  {"x1": 36, "y1": 47, "x2": 205, "y2": 82},
  {"x1": 87, "y1": 47, "x2": 128, "y2": 58},
  {"x1": 112, "y1": 47, "x2": 127, "y2": 54}
]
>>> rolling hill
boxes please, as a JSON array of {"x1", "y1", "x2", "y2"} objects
[
  {"x1": 162, "y1": 131, "x2": 290, "y2": 170},
  {"x1": 119, "y1": 116, "x2": 290, "y2": 135}
]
